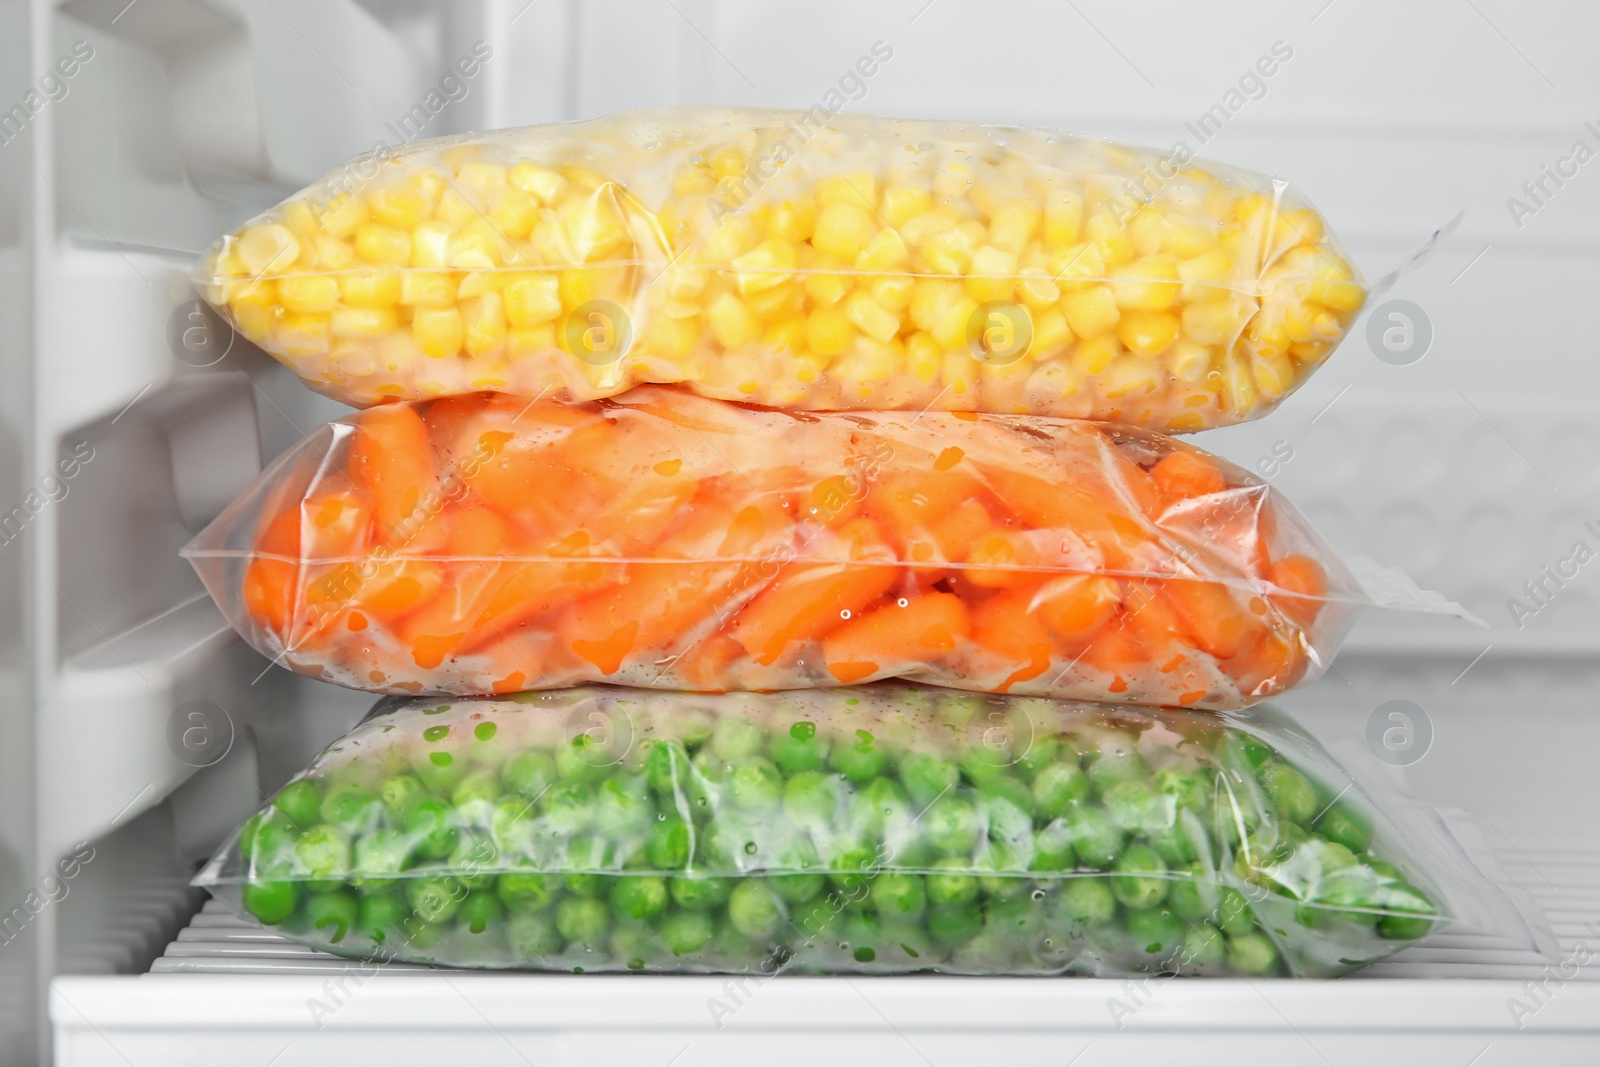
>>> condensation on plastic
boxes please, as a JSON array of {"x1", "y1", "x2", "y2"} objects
[
  {"x1": 184, "y1": 387, "x2": 1361, "y2": 708},
  {"x1": 193, "y1": 107, "x2": 1367, "y2": 430},
  {"x1": 192, "y1": 686, "x2": 1545, "y2": 978}
]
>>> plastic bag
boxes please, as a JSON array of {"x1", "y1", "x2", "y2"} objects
[
  {"x1": 184, "y1": 387, "x2": 1358, "y2": 708},
  {"x1": 194, "y1": 107, "x2": 1365, "y2": 430},
  {"x1": 194, "y1": 685, "x2": 1543, "y2": 977}
]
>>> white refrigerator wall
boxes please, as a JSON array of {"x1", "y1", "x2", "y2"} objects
[{"x1": 4, "y1": 0, "x2": 1597, "y2": 1063}]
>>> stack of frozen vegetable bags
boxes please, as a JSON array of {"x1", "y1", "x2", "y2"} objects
[{"x1": 183, "y1": 108, "x2": 1443, "y2": 977}]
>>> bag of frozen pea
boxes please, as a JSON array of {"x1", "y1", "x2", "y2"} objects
[
  {"x1": 194, "y1": 108, "x2": 1364, "y2": 430},
  {"x1": 185, "y1": 386, "x2": 1371, "y2": 708},
  {"x1": 194, "y1": 685, "x2": 1546, "y2": 978}
]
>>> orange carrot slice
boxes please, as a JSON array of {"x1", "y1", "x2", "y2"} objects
[
  {"x1": 821, "y1": 592, "x2": 971, "y2": 684},
  {"x1": 965, "y1": 529, "x2": 1037, "y2": 587},
  {"x1": 1267, "y1": 554, "x2": 1328, "y2": 628},
  {"x1": 1162, "y1": 579, "x2": 1259, "y2": 661},
  {"x1": 1034, "y1": 574, "x2": 1121, "y2": 645},
  {"x1": 1150, "y1": 450, "x2": 1227, "y2": 510},
  {"x1": 350, "y1": 404, "x2": 443, "y2": 546},
  {"x1": 968, "y1": 588, "x2": 1054, "y2": 691}
]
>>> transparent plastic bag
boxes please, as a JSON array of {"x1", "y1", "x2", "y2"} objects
[
  {"x1": 194, "y1": 107, "x2": 1365, "y2": 429},
  {"x1": 185, "y1": 387, "x2": 1360, "y2": 708},
  {"x1": 193, "y1": 685, "x2": 1547, "y2": 977}
]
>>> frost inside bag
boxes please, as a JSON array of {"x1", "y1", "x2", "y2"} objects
[
  {"x1": 194, "y1": 685, "x2": 1543, "y2": 977},
  {"x1": 194, "y1": 107, "x2": 1365, "y2": 429},
  {"x1": 185, "y1": 387, "x2": 1359, "y2": 708}
]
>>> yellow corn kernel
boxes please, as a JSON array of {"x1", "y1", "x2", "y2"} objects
[
  {"x1": 462, "y1": 293, "x2": 506, "y2": 357},
  {"x1": 924, "y1": 227, "x2": 973, "y2": 276},
  {"x1": 408, "y1": 170, "x2": 447, "y2": 205},
  {"x1": 1168, "y1": 339, "x2": 1213, "y2": 382},
  {"x1": 1017, "y1": 269, "x2": 1061, "y2": 310},
  {"x1": 647, "y1": 312, "x2": 700, "y2": 358},
  {"x1": 460, "y1": 271, "x2": 511, "y2": 300},
  {"x1": 508, "y1": 323, "x2": 558, "y2": 357},
  {"x1": 672, "y1": 164, "x2": 715, "y2": 197},
  {"x1": 278, "y1": 313, "x2": 331, "y2": 359},
  {"x1": 236, "y1": 224, "x2": 300, "y2": 276},
  {"x1": 732, "y1": 238, "x2": 798, "y2": 295},
  {"x1": 1085, "y1": 209, "x2": 1133, "y2": 260},
  {"x1": 490, "y1": 187, "x2": 539, "y2": 239},
  {"x1": 1061, "y1": 284, "x2": 1120, "y2": 339},
  {"x1": 278, "y1": 274, "x2": 340, "y2": 314},
  {"x1": 812, "y1": 203, "x2": 876, "y2": 262},
  {"x1": 806, "y1": 306, "x2": 855, "y2": 356},
  {"x1": 804, "y1": 263, "x2": 850, "y2": 307},
  {"x1": 1246, "y1": 313, "x2": 1291, "y2": 361},
  {"x1": 909, "y1": 277, "x2": 964, "y2": 332},
  {"x1": 906, "y1": 331, "x2": 942, "y2": 383},
  {"x1": 1032, "y1": 308, "x2": 1071, "y2": 355},
  {"x1": 457, "y1": 162, "x2": 509, "y2": 207},
  {"x1": 707, "y1": 292, "x2": 761, "y2": 349},
  {"x1": 869, "y1": 274, "x2": 914, "y2": 311},
  {"x1": 1310, "y1": 277, "x2": 1365, "y2": 312},
  {"x1": 1110, "y1": 254, "x2": 1181, "y2": 310},
  {"x1": 1283, "y1": 300, "x2": 1319, "y2": 343},
  {"x1": 1285, "y1": 208, "x2": 1324, "y2": 247},
  {"x1": 409, "y1": 221, "x2": 453, "y2": 269},
  {"x1": 1167, "y1": 411, "x2": 1208, "y2": 433},
  {"x1": 883, "y1": 184, "x2": 932, "y2": 227},
  {"x1": 816, "y1": 171, "x2": 876, "y2": 208},
  {"x1": 319, "y1": 196, "x2": 368, "y2": 239},
  {"x1": 856, "y1": 228, "x2": 909, "y2": 273},
  {"x1": 965, "y1": 245, "x2": 1018, "y2": 303},
  {"x1": 1182, "y1": 298, "x2": 1251, "y2": 345},
  {"x1": 1073, "y1": 334, "x2": 1120, "y2": 375},
  {"x1": 1102, "y1": 355, "x2": 1161, "y2": 399},
  {"x1": 900, "y1": 207, "x2": 960, "y2": 246},
  {"x1": 221, "y1": 275, "x2": 274, "y2": 304},
  {"x1": 1119, "y1": 310, "x2": 1180, "y2": 357},
  {"x1": 315, "y1": 234, "x2": 356, "y2": 271},
  {"x1": 702, "y1": 213, "x2": 757, "y2": 261},
  {"x1": 1289, "y1": 340, "x2": 1329, "y2": 364},
  {"x1": 1253, "y1": 352, "x2": 1295, "y2": 400},
  {"x1": 400, "y1": 271, "x2": 457, "y2": 308},
  {"x1": 1129, "y1": 209, "x2": 1175, "y2": 257},
  {"x1": 1169, "y1": 216, "x2": 1220, "y2": 258},
  {"x1": 339, "y1": 270, "x2": 402, "y2": 309},
  {"x1": 354, "y1": 224, "x2": 412, "y2": 267},
  {"x1": 764, "y1": 316, "x2": 808, "y2": 355},
  {"x1": 230, "y1": 298, "x2": 276, "y2": 344},
  {"x1": 413, "y1": 307, "x2": 465, "y2": 358},
  {"x1": 504, "y1": 273, "x2": 562, "y2": 326},
  {"x1": 1042, "y1": 192, "x2": 1084, "y2": 248},
  {"x1": 559, "y1": 192, "x2": 630, "y2": 263},
  {"x1": 761, "y1": 197, "x2": 814, "y2": 243},
  {"x1": 511, "y1": 163, "x2": 569, "y2": 204},
  {"x1": 331, "y1": 307, "x2": 398, "y2": 337},
  {"x1": 746, "y1": 282, "x2": 804, "y2": 322},
  {"x1": 845, "y1": 290, "x2": 900, "y2": 344},
  {"x1": 835, "y1": 337, "x2": 897, "y2": 386},
  {"x1": 989, "y1": 200, "x2": 1041, "y2": 254},
  {"x1": 941, "y1": 350, "x2": 973, "y2": 395},
  {"x1": 1220, "y1": 352, "x2": 1260, "y2": 414},
  {"x1": 1048, "y1": 243, "x2": 1105, "y2": 291},
  {"x1": 369, "y1": 188, "x2": 427, "y2": 231},
  {"x1": 931, "y1": 294, "x2": 979, "y2": 350},
  {"x1": 558, "y1": 268, "x2": 597, "y2": 308}
]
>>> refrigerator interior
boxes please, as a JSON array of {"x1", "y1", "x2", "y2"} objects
[{"x1": 2, "y1": 0, "x2": 1596, "y2": 1063}]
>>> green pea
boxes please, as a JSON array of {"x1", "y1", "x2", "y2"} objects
[
  {"x1": 490, "y1": 794, "x2": 536, "y2": 850},
  {"x1": 1155, "y1": 766, "x2": 1212, "y2": 813},
  {"x1": 379, "y1": 774, "x2": 427, "y2": 819},
  {"x1": 555, "y1": 735, "x2": 612, "y2": 784},
  {"x1": 242, "y1": 880, "x2": 298, "y2": 926},
  {"x1": 1226, "y1": 932, "x2": 1280, "y2": 974},
  {"x1": 831, "y1": 729, "x2": 888, "y2": 783},
  {"x1": 295, "y1": 824, "x2": 351, "y2": 886},
  {"x1": 1103, "y1": 779, "x2": 1171, "y2": 833},
  {"x1": 1050, "y1": 878, "x2": 1115, "y2": 933},
  {"x1": 245, "y1": 816, "x2": 301, "y2": 876},
  {"x1": 790, "y1": 895, "x2": 846, "y2": 942},
  {"x1": 458, "y1": 890, "x2": 504, "y2": 934},
  {"x1": 1182, "y1": 922, "x2": 1227, "y2": 968},
  {"x1": 1145, "y1": 819, "x2": 1200, "y2": 867},
  {"x1": 404, "y1": 797, "x2": 460, "y2": 860},
  {"x1": 1259, "y1": 761, "x2": 1319, "y2": 825},
  {"x1": 936, "y1": 691, "x2": 986, "y2": 728},
  {"x1": 562, "y1": 836, "x2": 618, "y2": 898},
  {"x1": 610, "y1": 876, "x2": 669, "y2": 921},
  {"x1": 926, "y1": 857, "x2": 981, "y2": 906},
  {"x1": 1032, "y1": 762, "x2": 1088, "y2": 820},
  {"x1": 272, "y1": 779, "x2": 324, "y2": 829},
  {"x1": 927, "y1": 902, "x2": 984, "y2": 944},
  {"x1": 507, "y1": 910, "x2": 562, "y2": 960},
  {"x1": 449, "y1": 833, "x2": 498, "y2": 889},
  {"x1": 357, "y1": 892, "x2": 407, "y2": 943},
  {"x1": 1219, "y1": 734, "x2": 1274, "y2": 774},
  {"x1": 849, "y1": 776, "x2": 910, "y2": 841},
  {"x1": 1015, "y1": 732, "x2": 1062, "y2": 779},
  {"x1": 670, "y1": 873, "x2": 732, "y2": 911},
  {"x1": 711, "y1": 715, "x2": 764, "y2": 762},
  {"x1": 353, "y1": 829, "x2": 411, "y2": 879},
  {"x1": 980, "y1": 791, "x2": 1034, "y2": 852},
  {"x1": 957, "y1": 746, "x2": 1010, "y2": 787},
  {"x1": 899, "y1": 751, "x2": 959, "y2": 806},
  {"x1": 541, "y1": 780, "x2": 595, "y2": 834},
  {"x1": 1111, "y1": 843, "x2": 1168, "y2": 909},
  {"x1": 1376, "y1": 885, "x2": 1436, "y2": 940},
  {"x1": 728, "y1": 880, "x2": 785, "y2": 940},
  {"x1": 406, "y1": 877, "x2": 465, "y2": 924},
  {"x1": 1126, "y1": 907, "x2": 1184, "y2": 957},
  {"x1": 1086, "y1": 743, "x2": 1148, "y2": 796},
  {"x1": 978, "y1": 775, "x2": 1034, "y2": 819},
  {"x1": 451, "y1": 768, "x2": 501, "y2": 810},
  {"x1": 1166, "y1": 869, "x2": 1218, "y2": 921},
  {"x1": 498, "y1": 871, "x2": 557, "y2": 913},
  {"x1": 1030, "y1": 820, "x2": 1077, "y2": 873},
  {"x1": 1064, "y1": 806, "x2": 1125, "y2": 870},
  {"x1": 594, "y1": 775, "x2": 654, "y2": 839},
  {"x1": 783, "y1": 770, "x2": 841, "y2": 826},
  {"x1": 729, "y1": 757, "x2": 783, "y2": 813},
  {"x1": 871, "y1": 873, "x2": 926, "y2": 921},
  {"x1": 771, "y1": 870, "x2": 826, "y2": 904},
  {"x1": 644, "y1": 739, "x2": 692, "y2": 796},
  {"x1": 414, "y1": 750, "x2": 465, "y2": 793},
  {"x1": 663, "y1": 704, "x2": 716, "y2": 748},
  {"x1": 320, "y1": 781, "x2": 382, "y2": 836},
  {"x1": 402, "y1": 917, "x2": 444, "y2": 951},
  {"x1": 1216, "y1": 887, "x2": 1257, "y2": 935},
  {"x1": 1316, "y1": 803, "x2": 1373, "y2": 854},
  {"x1": 770, "y1": 721, "x2": 830, "y2": 775},
  {"x1": 923, "y1": 796, "x2": 981, "y2": 857},
  {"x1": 556, "y1": 896, "x2": 610, "y2": 944},
  {"x1": 658, "y1": 909, "x2": 715, "y2": 955},
  {"x1": 984, "y1": 895, "x2": 1045, "y2": 942},
  {"x1": 646, "y1": 817, "x2": 692, "y2": 870},
  {"x1": 304, "y1": 895, "x2": 358, "y2": 940}
]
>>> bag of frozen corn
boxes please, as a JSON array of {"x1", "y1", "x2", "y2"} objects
[
  {"x1": 195, "y1": 108, "x2": 1365, "y2": 429},
  {"x1": 194, "y1": 685, "x2": 1545, "y2": 977},
  {"x1": 185, "y1": 387, "x2": 1355, "y2": 708}
]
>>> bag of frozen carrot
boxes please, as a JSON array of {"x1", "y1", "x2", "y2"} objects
[{"x1": 193, "y1": 108, "x2": 1364, "y2": 430}]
